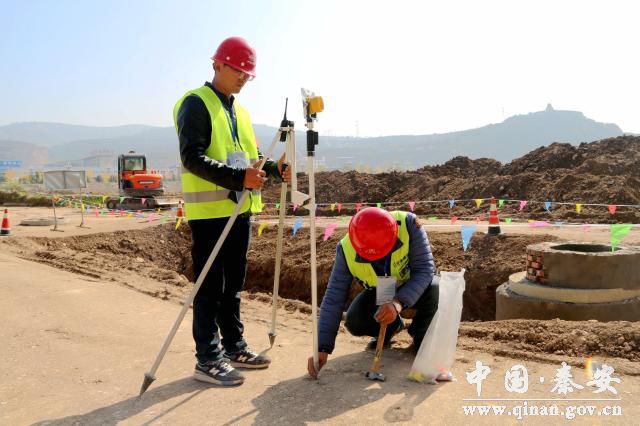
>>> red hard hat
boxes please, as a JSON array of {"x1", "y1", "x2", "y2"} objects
[
  {"x1": 348, "y1": 207, "x2": 398, "y2": 261},
  {"x1": 212, "y1": 36, "x2": 257, "y2": 77}
]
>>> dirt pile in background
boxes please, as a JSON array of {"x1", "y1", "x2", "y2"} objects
[
  {"x1": 261, "y1": 135, "x2": 640, "y2": 223},
  {"x1": 4, "y1": 225, "x2": 194, "y2": 302},
  {"x1": 248, "y1": 226, "x2": 556, "y2": 321}
]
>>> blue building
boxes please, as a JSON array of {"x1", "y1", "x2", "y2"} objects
[{"x1": 0, "y1": 160, "x2": 23, "y2": 181}]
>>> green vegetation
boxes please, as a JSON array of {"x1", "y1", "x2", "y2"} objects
[
  {"x1": 0, "y1": 186, "x2": 105, "y2": 208},
  {"x1": 0, "y1": 186, "x2": 51, "y2": 207}
]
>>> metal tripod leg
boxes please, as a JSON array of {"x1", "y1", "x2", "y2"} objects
[
  {"x1": 287, "y1": 127, "x2": 309, "y2": 206},
  {"x1": 269, "y1": 125, "x2": 304, "y2": 346},
  {"x1": 268, "y1": 181, "x2": 288, "y2": 347},
  {"x1": 139, "y1": 129, "x2": 282, "y2": 397}
]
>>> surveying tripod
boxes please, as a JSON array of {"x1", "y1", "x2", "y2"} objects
[{"x1": 269, "y1": 89, "x2": 324, "y2": 375}]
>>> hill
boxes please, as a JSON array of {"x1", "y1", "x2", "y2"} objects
[{"x1": 0, "y1": 104, "x2": 623, "y2": 169}]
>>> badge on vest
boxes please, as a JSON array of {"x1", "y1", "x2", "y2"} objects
[
  {"x1": 376, "y1": 276, "x2": 396, "y2": 306},
  {"x1": 227, "y1": 151, "x2": 248, "y2": 203}
]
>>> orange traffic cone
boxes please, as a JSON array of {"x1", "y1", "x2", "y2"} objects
[
  {"x1": 1, "y1": 209, "x2": 10, "y2": 236},
  {"x1": 488, "y1": 197, "x2": 501, "y2": 235}
]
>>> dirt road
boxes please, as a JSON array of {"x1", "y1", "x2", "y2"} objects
[
  {"x1": 2, "y1": 207, "x2": 164, "y2": 238},
  {"x1": 1, "y1": 251, "x2": 639, "y2": 425}
]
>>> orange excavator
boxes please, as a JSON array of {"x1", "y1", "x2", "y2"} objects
[{"x1": 105, "y1": 151, "x2": 179, "y2": 210}]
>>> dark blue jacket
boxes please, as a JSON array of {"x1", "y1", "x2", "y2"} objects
[{"x1": 318, "y1": 213, "x2": 436, "y2": 353}]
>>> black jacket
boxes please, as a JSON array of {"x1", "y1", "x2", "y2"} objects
[{"x1": 176, "y1": 82, "x2": 280, "y2": 192}]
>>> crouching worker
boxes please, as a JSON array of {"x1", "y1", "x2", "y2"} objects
[{"x1": 307, "y1": 207, "x2": 439, "y2": 378}]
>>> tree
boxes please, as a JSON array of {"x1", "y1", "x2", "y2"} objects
[{"x1": 4, "y1": 169, "x2": 17, "y2": 182}]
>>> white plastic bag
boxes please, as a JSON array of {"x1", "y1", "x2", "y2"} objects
[{"x1": 408, "y1": 270, "x2": 466, "y2": 383}]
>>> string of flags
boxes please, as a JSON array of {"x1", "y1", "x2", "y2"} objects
[
  {"x1": 47, "y1": 194, "x2": 637, "y2": 253},
  {"x1": 254, "y1": 216, "x2": 637, "y2": 253},
  {"x1": 51, "y1": 192, "x2": 639, "y2": 226},
  {"x1": 264, "y1": 198, "x2": 640, "y2": 215},
  {"x1": 47, "y1": 192, "x2": 640, "y2": 214}
]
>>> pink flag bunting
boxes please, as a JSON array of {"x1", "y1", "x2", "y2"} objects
[
  {"x1": 608, "y1": 205, "x2": 617, "y2": 215},
  {"x1": 293, "y1": 203, "x2": 299, "y2": 212},
  {"x1": 451, "y1": 216, "x2": 458, "y2": 224},
  {"x1": 408, "y1": 201, "x2": 416, "y2": 212},
  {"x1": 323, "y1": 223, "x2": 337, "y2": 241},
  {"x1": 141, "y1": 198, "x2": 146, "y2": 205},
  {"x1": 356, "y1": 203, "x2": 363, "y2": 212},
  {"x1": 519, "y1": 200, "x2": 528, "y2": 211},
  {"x1": 337, "y1": 203, "x2": 343, "y2": 213}
]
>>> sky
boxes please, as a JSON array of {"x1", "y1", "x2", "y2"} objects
[{"x1": 1, "y1": 0, "x2": 639, "y2": 137}]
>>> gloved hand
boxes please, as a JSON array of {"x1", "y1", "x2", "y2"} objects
[
  {"x1": 307, "y1": 352, "x2": 329, "y2": 379},
  {"x1": 374, "y1": 303, "x2": 398, "y2": 325},
  {"x1": 243, "y1": 163, "x2": 267, "y2": 189},
  {"x1": 277, "y1": 153, "x2": 292, "y2": 183}
]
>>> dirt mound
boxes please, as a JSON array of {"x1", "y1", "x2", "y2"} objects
[
  {"x1": 5, "y1": 224, "x2": 639, "y2": 368},
  {"x1": 427, "y1": 156, "x2": 503, "y2": 178},
  {"x1": 6, "y1": 223, "x2": 554, "y2": 321},
  {"x1": 260, "y1": 135, "x2": 640, "y2": 222},
  {"x1": 503, "y1": 136, "x2": 640, "y2": 176},
  {"x1": 249, "y1": 227, "x2": 556, "y2": 321},
  {"x1": 458, "y1": 319, "x2": 640, "y2": 363},
  {"x1": 4, "y1": 225, "x2": 194, "y2": 303}
]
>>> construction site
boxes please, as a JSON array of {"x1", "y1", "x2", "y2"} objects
[{"x1": 1, "y1": 134, "x2": 639, "y2": 424}]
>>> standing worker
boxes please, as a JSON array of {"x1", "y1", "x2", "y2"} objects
[
  {"x1": 174, "y1": 36, "x2": 291, "y2": 386},
  {"x1": 307, "y1": 207, "x2": 439, "y2": 378}
]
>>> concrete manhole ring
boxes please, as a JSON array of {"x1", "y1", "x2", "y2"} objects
[
  {"x1": 497, "y1": 241, "x2": 640, "y2": 321},
  {"x1": 525, "y1": 241, "x2": 640, "y2": 290},
  {"x1": 496, "y1": 282, "x2": 640, "y2": 321},
  {"x1": 20, "y1": 217, "x2": 70, "y2": 226}
]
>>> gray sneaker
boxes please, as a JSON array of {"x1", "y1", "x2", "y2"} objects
[
  {"x1": 224, "y1": 348, "x2": 271, "y2": 369},
  {"x1": 193, "y1": 359, "x2": 245, "y2": 386}
]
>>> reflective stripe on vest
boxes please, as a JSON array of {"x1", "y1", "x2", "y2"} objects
[
  {"x1": 340, "y1": 211, "x2": 411, "y2": 289},
  {"x1": 173, "y1": 85, "x2": 262, "y2": 219}
]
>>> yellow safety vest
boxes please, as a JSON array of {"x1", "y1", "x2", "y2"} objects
[
  {"x1": 173, "y1": 85, "x2": 263, "y2": 220},
  {"x1": 340, "y1": 211, "x2": 411, "y2": 289}
]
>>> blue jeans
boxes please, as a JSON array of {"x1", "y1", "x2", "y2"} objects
[
  {"x1": 189, "y1": 214, "x2": 251, "y2": 363},
  {"x1": 344, "y1": 277, "x2": 439, "y2": 349}
]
